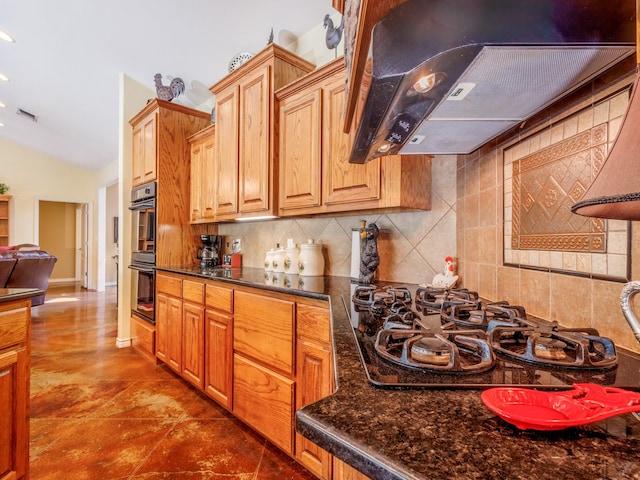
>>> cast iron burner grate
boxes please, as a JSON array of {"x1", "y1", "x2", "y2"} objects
[
  {"x1": 374, "y1": 326, "x2": 495, "y2": 373},
  {"x1": 441, "y1": 302, "x2": 527, "y2": 329},
  {"x1": 487, "y1": 318, "x2": 618, "y2": 370}
]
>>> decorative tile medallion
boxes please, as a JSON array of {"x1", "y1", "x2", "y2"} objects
[{"x1": 512, "y1": 124, "x2": 608, "y2": 253}]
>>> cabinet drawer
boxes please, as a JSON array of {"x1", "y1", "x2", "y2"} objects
[
  {"x1": 183, "y1": 279, "x2": 204, "y2": 304},
  {"x1": 234, "y1": 291, "x2": 294, "y2": 375},
  {"x1": 206, "y1": 283, "x2": 233, "y2": 313},
  {"x1": 0, "y1": 301, "x2": 28, "y2": 349},
  {"x1": 297, "y1": 303, "x2": 331, "y2": 345},
  {"x1": 131, "y1": 314, "x2": 155, "y2": 359},
  {"x1": 233, "y1": 354, "x2": 294, "y2": 455},
  {"x1": 157, "y1": 274, "x2": 182, "y2": 297}
]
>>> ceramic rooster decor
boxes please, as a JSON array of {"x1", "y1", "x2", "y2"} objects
[
  {"x1": 154, "y1": 74, "x2": 185, "y2": 102},
  {"x1": 324, "y1": 13, "x2": 344, "y2": 58},
  {"x1": 359, "y1": 223, "x2": 380, "y2": 285},
  {"x1": 431, "y1": 256, "x2": 459, "y2": 289}
]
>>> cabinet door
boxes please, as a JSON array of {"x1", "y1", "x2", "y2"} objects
[
  {"x1": 234, "y1": 291, "x2": 294, "y2": 375},
  {"x1": 190, "y1": 140, "x2": 204, "y2": 221},
  {"x1": 0, "y1": 348, "x2": 28, "y2": 480},
  {"x1": 204, "y1": 309, "x2": 233, "y2": 409},
  {"x1": 238, "y1": 65, "x2": 271, "y2": 214},
  {"x1": 132, "y1": 112, "x2": 157, "y2": 187},
  {"x1": 201, "y1": 134, "x2": 216, "y2": 220},
  {"x1": 182, "y1": 302, "x2": 205, "y2": 389},
  {"x1": 333, "y1": 458, "x2": 371, "y2": 480},
  {"x1": 156, "y1": 293, "x2": 182, "y2": 373},
  {"x1": 214, "y1": 86, "x2": 239, "y2": 217},
  {"x1": 296, "y1": 339, "x2": 333, "y2": 480},
  {"x1": 279, "y1": 87, "x2": 322, "y2": 211},
  {"x1": 233, "y1": 354, "x2": 294, "y2": 455},
  {"x1": 322, "y1": 74, "x2": 380, "y2": 205}
]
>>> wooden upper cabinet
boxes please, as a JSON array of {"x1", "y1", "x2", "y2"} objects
[
  {"x1": 213, "y1": 86, "x2": 240, "y2": 218},
  {"x1": 278, "y1": 86, "x2": 322, "y2": 210},
  {"x1": 209, "y1": 43, "x2": 315, "y2": 221},
  {"x1": 276, "y1": 57, "x2": 430, "y2": 216},
  {"x1": 238, "y1": 65, "x2": 272, "y2": 214},
  {"x1": 130, "y1": 99, "x2": 210, "y2": 265},
  {"x1": 132, "y1": 110, "x2": 157, "y2": 187},
  {"x1": 189, "y1": 124, "x2": 216, "y2": 223},
  {"x1": 321, "y1": 69, "x2": 380, "y2": 206}
]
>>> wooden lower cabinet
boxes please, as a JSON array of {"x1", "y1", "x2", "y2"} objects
[
  {"x1": 153, "y1": 274, "x2": 355, "y2": 478},
  {"x1": 0, "y1": 298, "x2": 31, "y2": 480},
  {"x1": 182, "y1": 301, "x2": 205, "y2": 389},
  {"x1": 155, "y1": 292, "x2": 183, "y2": 373},
  {"x1": 333, "y1": 458, "x2": 372, "y2": 480},
  {"x1": 233, "y1": 353, "x2": 295, "y2": 454},
  {"x1": 296, "y1": 302, "x2": 334, "y2": 479},
  {"x1": 204, "y1": 309, "x2": 233, "y2": 409},
  {"x1": 131, "y1": 314, "x2": 156, "y2": 363}
]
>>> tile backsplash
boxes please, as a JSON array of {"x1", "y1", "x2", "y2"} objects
[
  {"x1": 217, "y1": 155, "x2": 458, "y2": 285},
  {"x1": 457, "y1": 79, "x2": 640, "y2": 354}
]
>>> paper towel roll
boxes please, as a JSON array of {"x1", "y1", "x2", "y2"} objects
[{"x1": 351, "y1": 229, "x2": 361, "y2": 279}]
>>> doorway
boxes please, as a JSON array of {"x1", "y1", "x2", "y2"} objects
[{"x1": 38, "y1": 200, "x2": 89, "y2": 287}]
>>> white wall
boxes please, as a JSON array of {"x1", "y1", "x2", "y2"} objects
[
  {"x1": 116, "y1": 73, "x2": 154, "y2": 346},
  {"x1": 0, "y1": 138, "x2": 103, "y2": 287}
]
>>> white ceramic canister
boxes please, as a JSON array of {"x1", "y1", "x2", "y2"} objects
[
  {"x1": 273, "y1": 247, "x2": 286, "y2": 273},
  {"x1": 284, "y1": 244, "x2": 300, "y2": 274},
  {"x1": 298, "y1": 239, "x2": 324, "y2": 276},
  {"x1": 264, "y1": 249, "x2": 274, "y2": 271}
]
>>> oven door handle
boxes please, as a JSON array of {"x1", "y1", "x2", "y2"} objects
[
  {"x1": 128, "y1": 199, "x2": 155, "y2": 211},
  {"x1": 128, "y1": 264, "x2": 155, "y2": 274}
]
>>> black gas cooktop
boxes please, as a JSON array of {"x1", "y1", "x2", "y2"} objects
[{"x1": 345, "y1": 285, "x2": 640, "y2": 390}]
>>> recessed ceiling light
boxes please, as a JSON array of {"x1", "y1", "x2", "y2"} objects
[
  {"x1": 0, "y1": 30, "x2": 15, "y2": 43},
  {"x1": 0, "y1": 122, "x2": 4, "y2": 127},
  {"x1": 0, "y1": 73, "x2": 8, "y2": 82},
  {"x1": 0, "y1": 102, "x2": 5, "y2": 108}
]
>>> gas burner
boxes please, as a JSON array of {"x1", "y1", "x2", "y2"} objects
[
  {"x1": 382, "y1": 308, "x2": 419, "y2": 330},
  {"x1": 488, "y1": 321, "x2": 618, "y2": 369},
  {"x1": 374, "y1": 327, "x2": 495, "y2": 373},
  {"x1": 352, "y1": 285, "x2": 412, "y2": 314},
  {"x1": 415, "y1": 286, "x2": 479, "y2": 314},
  {"x1": 441, "y1": 302, "x2": 527, "y2": 329}
]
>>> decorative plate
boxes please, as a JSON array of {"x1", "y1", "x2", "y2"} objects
[{"x1": 228, "y1": 52, "x2": 254, "y2": 73}]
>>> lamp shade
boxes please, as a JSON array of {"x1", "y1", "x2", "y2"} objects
[{"x1": 571, "y1": 74, "x2": 640, "y2": 220}]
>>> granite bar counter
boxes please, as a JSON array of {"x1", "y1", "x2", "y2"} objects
[
  {"x1": 0, "y1": 287, "x2": 44, "y2": 303},
  {"x1": 156, "y1": 267, "x2": 640, "y2": 480}
]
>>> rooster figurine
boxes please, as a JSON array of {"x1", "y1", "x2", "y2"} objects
[
  {"x1": 324, "y1": 13, "x2": 344, "y2": 58},
  {"x1": 430, "y1": 256, "x2": 459, "y2": 289},
  {"x1": 154, "y1": 74, "x2": 185, "y2": 102}
]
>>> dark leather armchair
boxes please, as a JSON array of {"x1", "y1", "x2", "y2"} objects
[
  {"x1": 0, "y1": 252, "x2": 17, "y2": 287},
  {"x1": 1, "y1": 250, "x2": 57, "y2": 306}
]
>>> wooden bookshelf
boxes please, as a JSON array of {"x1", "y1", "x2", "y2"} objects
[{"x1": 0, "y1": 195, "x2": 11, "y2": 247}]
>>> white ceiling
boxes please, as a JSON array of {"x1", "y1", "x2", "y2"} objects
[{"x1": 0, "y1": 0, "x2": 336, "y2": 171}]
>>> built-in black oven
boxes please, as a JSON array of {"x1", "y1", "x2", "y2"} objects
[{"x1": 129, "y1": 181, "x2": 156, "y2": 324}]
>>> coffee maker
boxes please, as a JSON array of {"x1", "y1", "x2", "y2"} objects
[{"x1": 196, "y1": 234, "x2": 222, "y2": 269}]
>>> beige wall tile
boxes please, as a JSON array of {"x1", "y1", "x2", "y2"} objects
[
  {"x1": 478, "y1": 264, "x2": 497, "y2": 300},
  {"x1": 497, "y1": 266, "x2": 520, "y2": 305},
  {"x1": 519, "y1": 268, "x2": 550, "y2": 320},
  {"x1": 549, "y1": 274, "x2": 592, "y2": 326}
]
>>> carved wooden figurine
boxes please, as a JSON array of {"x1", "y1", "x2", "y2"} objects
[{"x1": 359, "y1": 223, "x2": 380, "y2": 285}]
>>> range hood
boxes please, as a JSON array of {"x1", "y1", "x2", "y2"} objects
[{"x1": 349, "y1": 0, "x2": 636, "y2": 164}]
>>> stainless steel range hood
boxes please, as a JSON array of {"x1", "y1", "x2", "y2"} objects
[{"x1": 349, "y1": 0, "x2": 636, "y2": 164}]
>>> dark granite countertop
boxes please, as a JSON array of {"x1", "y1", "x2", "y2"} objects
[
  {"x1": 156, "y1": 266, "x2": 640, "y2": 480},
  {"x1": 0, "y1": 287, "x2": 44, "y2": 303}
]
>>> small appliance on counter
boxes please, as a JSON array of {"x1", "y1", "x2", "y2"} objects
[
  {"x1": 196, "y1": 234, "x2": 222, "y2": 269},
  {"x1": 222, "y1": 237, "x2": 242, "y2": 268}
]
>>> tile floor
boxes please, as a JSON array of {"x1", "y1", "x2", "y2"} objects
[{"x1": 28, "y1": 284, "x2": 317, "y2": 480}]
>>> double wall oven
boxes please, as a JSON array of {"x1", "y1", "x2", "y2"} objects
[{"x1": 129, "y1": 181, "x2": 156, "y2": 324}]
